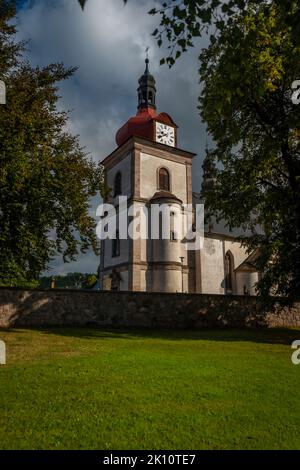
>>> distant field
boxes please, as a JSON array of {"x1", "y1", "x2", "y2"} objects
[{"x1": 0, "y1": 327, "x2": 299, "y2": 450}]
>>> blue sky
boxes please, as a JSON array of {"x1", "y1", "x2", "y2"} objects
[{"x1": 14, "y1": 0, "x2": 208, "y2": 275}]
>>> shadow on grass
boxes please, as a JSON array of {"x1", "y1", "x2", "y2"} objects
[{"x1": 9, "y1": 326, "x2": 300, "y2": 345}]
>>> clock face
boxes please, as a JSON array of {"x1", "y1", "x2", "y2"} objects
[{"x1": 155, "y1": 123, "x2": 175, "y2": 147}]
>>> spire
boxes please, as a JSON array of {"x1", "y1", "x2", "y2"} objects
[
  {"x1": 137, "y1": 51, "x2": 156, "y2": 111},
  {"x1": 145, "y1": 47, "x2": 150, "y2": 74}
]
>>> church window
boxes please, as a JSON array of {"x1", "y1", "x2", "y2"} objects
[
  {"x1": 158, "y1": 168, "x2": 170, "y2": 191},
  {"x1": 225, "y1": 251, "x2": 234, "y2": 293},
  {"x1": 114, "y1": 172, "x2": 122, "y2": 197},
  {"x1": 112, "y1": 230, "x2": 120, "y2": 257}
]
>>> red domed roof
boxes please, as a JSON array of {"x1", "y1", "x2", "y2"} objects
[
  {"x1": 115, "y1": 58, "x2": 178, "y2": 147},
  {"x1": 116, "y1": 107, "x2": 156, "y2": 147},
  {"x1": 156, "y1": 112, "x2": 177, "y2": 126},
  {"x1": 116, "y1": 108, "x2": 178, "y2": 147}
]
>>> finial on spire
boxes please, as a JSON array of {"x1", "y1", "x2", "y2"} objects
[
  {"x1": 137, "y1": 51, "x2": 156, "y2": 110},
  {"x1": 145, "y1": 47, "x2": 150, "y2": 73}
]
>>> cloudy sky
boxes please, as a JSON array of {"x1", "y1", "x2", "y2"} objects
[{"x1": 15, "y1": 0, "x2": 208, "y2": 275}]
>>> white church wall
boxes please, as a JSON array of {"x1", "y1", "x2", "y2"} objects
[
  {"x1": 224, "y1": 240, "x2": 248, "y2": 271},
  {"x1": 180, "y1": 242, "x2": 189, "y2": 266},
  {"x1": 103, "y1": 238, "x2": 130, "y2": 268},
  {"x1": 224, "y1": 240, "x2": 259, "y2": 295},
  {"x1": 236, "y1": 271, "x2": 258, "y2": 296},
  {"x1": 140, "y1": 237, "x2": 154, "y2": 264},
  {"x1": 140, "y1": 152, "x2": 187, "y2": 202},
  {"x1": 199, "y1": 238, "x2": 225, "y2": 294},
  {"x1": 130, "y1": 201, "x2": 147, "y2": 264},
  {"x1": 140, "y1": 270, "x2": 147, "y2": 291},
  {"x1": 152, "y1": 269, "x2": 183, "y2": 292},
  {"x1": 152, "y1": 239, "x2": 182, "y2": 263},
  {"x1": 183, "y1": 272, "x2": 189, "y2": 293},
  {"x1": 194, "y1": 247, "x2": 202, "y2": 293},
  {"x1": 120, "y1": 270, "x2": 129, "y2": 291},
  {"x1": 141, "y1": 237, "x2": 147, "y2": 262},
  {"x1": 145, "y1": 269, "x2": 153, "y2": 292}
]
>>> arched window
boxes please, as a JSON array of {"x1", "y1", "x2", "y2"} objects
[
  {"x1": 225, "y1": 251, "x2": 234, "y2": 293},
  {"x1": 158, "y1": 168, "x2": 170, "y2": 191},
  {"x1": 114, "y1": 172, "x2": 122, "y2": 197}
]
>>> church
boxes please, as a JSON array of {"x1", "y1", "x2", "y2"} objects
[{"x1": 99, "y1": 58, "x2": 260, "y2": 295}]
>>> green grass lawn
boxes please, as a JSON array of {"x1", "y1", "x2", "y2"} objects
[{"x1": 0, "y1": 327, "x2": 300, "y2": 450}]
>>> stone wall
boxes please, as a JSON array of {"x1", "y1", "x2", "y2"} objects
[{"x1": 0, "y1": 287, "x2": 299, "y2": 329}]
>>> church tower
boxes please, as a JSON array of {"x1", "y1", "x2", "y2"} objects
[{"x1": 99, "y1": 58, "x2": 196, "y2": 292}]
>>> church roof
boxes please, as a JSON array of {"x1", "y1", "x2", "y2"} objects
[
  {"x1": 234, "y1": 249, "x2": 260, "y2": 272},
  {"x1": 115, "y1": 58, "x2": 178, "y2": 147},
  {"x1": 150, "y1": 190, "x2": 182, "y2": 204}
]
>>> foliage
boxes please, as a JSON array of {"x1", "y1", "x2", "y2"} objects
[
  {"x1": 82, "y1": 273, "x2": 98, "y2": 289},
  {"x1": 0, "y1": 260, "x2": 39, "y2": 288},
  {"x1": 148, "y1": 1, "x2": 300, "y2": 67},
  {"x1": 39, "y1": 272, "x2": 98, "y2": 289},
  {"x1": 0, "y1": 1, "x2": 105, "y2": 286},
  {"x1": 200, "y1": 4, "x2": 300, "y2": 305}
]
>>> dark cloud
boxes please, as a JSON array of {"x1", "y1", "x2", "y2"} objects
[{"x1": 16, "y1": 0, "x2": 208, "y2": 274}]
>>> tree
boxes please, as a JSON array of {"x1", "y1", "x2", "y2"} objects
[
  {"x1": 199, "y1": 4, "x2": 300, "y2": 305},
  {"x1": 148, "y1": 1, "x2": 299, "y2": 65},
  {"x1": 39, "y1": 272, "x2": 97, "y2": 289},
  {"x1": 82, "y1": 273, "x2": 98, "y2": 289},
  {"x1": 0, "y1": 1, "x2": 105, "y2": 286}
]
